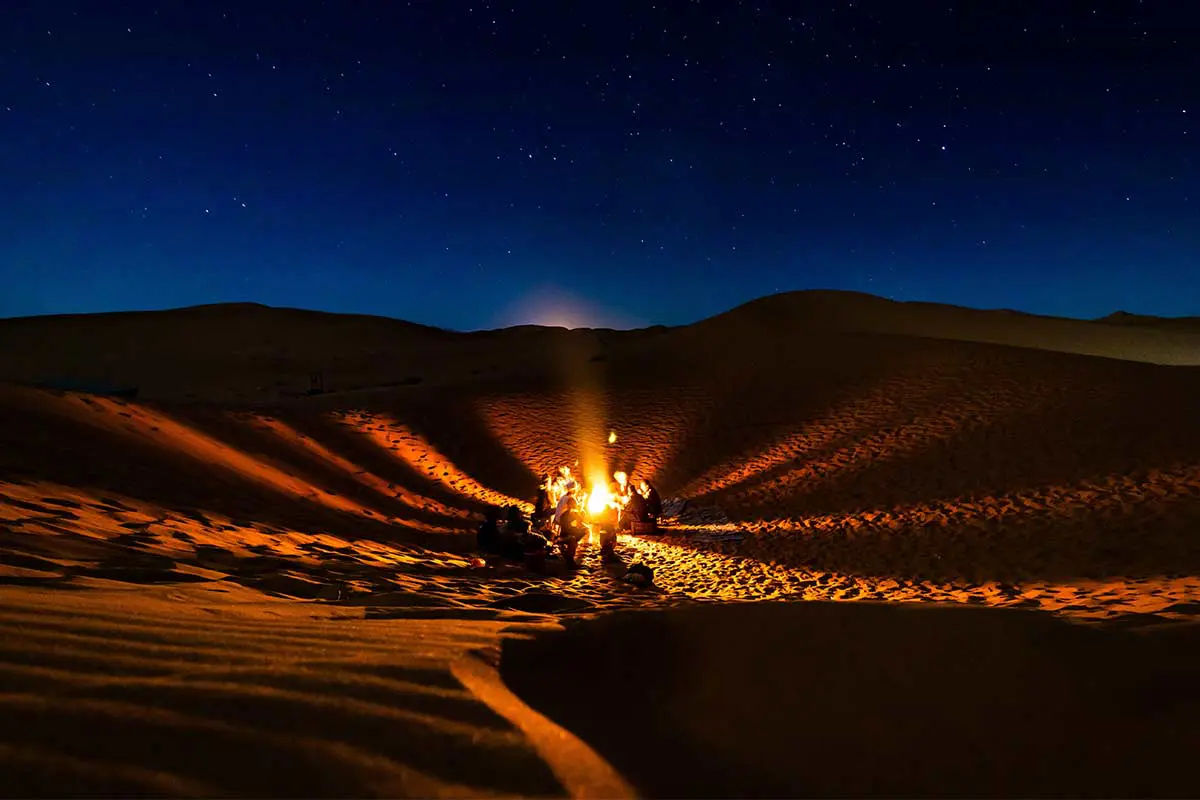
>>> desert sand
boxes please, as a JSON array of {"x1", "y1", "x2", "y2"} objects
[{"x1": 1, "y1": 290, "x2": 1198, "y2": 796}]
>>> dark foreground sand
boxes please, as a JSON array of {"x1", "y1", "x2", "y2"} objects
[
  {"x1": 505, "y1": 601, "x2": 1200, "y2": 797},
  {"x1": 1, "y1": 291, "x2": 1198, "y2": 796}
]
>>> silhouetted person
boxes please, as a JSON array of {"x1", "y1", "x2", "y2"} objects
[
  {"x1": 499, "y1": 505, "x2": 529, "y2": 561},
  {"x1": 477, "y1": 507, "x2": 502, "y2": 554},
  {"x1": 556, "y1": 496, "x2": 588, "y2": 570},
  {"x1": 532, "y1": 476, "x2": 553, "y2": 530},
  {"x1": 522, "y1": 529, "x2": 550, "y2": 572},
  {"x1": 640, "y1": 480, "x2": 663, "y2": 519},
  {"x1": 592, "y1": 494, "x2": 621, "y2": 563},
  {"x1": 505, "y1": 504, "x2": 529, "y2": 533},
  {"x1": 554, "y1": 480, "x2": 579, "y2": 528},
  {"x1": 624, "y1": 488, "x2": 648, "y2": 525}
]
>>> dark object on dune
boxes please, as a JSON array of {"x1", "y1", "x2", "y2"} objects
[
  {"x1": 557, "y1": 502, "x2": 588, "y2": 569},
  {"x1": 378, "y1": 375, "x2": 424, "y2": 387},
  {"x1": 35, "y1": 378, "x2": 139, "y2": 398},
  {"x1": 643, "y1": 482, "x2": 663, "y2": 518},
  {"x1": 477, "y1": 507, "x2": 501, "y2": 554},
  {"x1": 625, "y1": 489, "x2": 647, "y2": 522},
  {"x1": 624, "y1": 481, "x2": 662, "y2": 534},
  {"x1": 496, "y1": 505, "x2": 532, "y2": 561},
  {"x1": 306, "y1": 371, "x2": 326, "y2": 395},
  {"x1": 592, "y1": 498, "x2": 621, "y2": 563},
  {"x1": 522, "y1": 530, "x2": 550, "y2": 572},
  {"x1": 622, "y1": 562, "x2": 654, "y2": 587},
  {"x1": 532, "y1": 479, "x2": 553, "y2": 529},
  {"x1": 504, "y1": 505, "x2": 531, "y2": 538},
  {"x1": 624, "y1": 491, "x2": 656, "y2": 534}
]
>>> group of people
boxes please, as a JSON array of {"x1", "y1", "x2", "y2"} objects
[{"x1": 476, "y1": 466, "x2": 663, "y2": 572}]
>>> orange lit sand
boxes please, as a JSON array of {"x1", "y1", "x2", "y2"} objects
[{"x1": 1, "y1": 292, "x2": 1199, "y2": 795}]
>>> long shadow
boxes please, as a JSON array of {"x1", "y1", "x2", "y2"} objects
[
  {"x1": 648, "y1": 335, "x2": 967, "y2": 497},
  {"x1": 265, "y1": 406, "x2": 488, "y2": 514},
  {"x1": 684, "y1": 384, "x2": 980, "y2": 508},
  {"x1": 752, "y1": 493, "x2": 1200, "y2": 584},
  {"x1": 0, "y1": 483, "x2": 510, "y2": 604},
  {"x1": 354, "y1": 390, "x2": 545, "y2": 506},
  {"x1": 604, "y1": 385, "x2": 714, "y2": 485},
  {"x1": 705, "y1": 381, "x2": 1030, "y2": 514},
  {"x1": 673, "y1": 354, "x2": 999, "y2": 503},
  {"x1": 502, "y1": 600, "x2": 1200, "y2": 798},
  {"x1": 0, "y1": 391, "x2": 469, "y2": 553},
  {"x1": 469, "y1": 381, "x2": 714, "y2": 490},
  {"x1": 653, "y1": 458, "x2": 1200, "y2": 584},
  {"x1": 472, "y1": 389, "x2": 592, "y2": 479},
  {"x1": 718, "y1": 352, "x2": 1200, "y2": 521},
  {"x1": 176, "y1": 406, "x2": 468, "y2": 530}
]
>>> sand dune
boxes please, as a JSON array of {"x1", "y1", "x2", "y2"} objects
[
  {"x1": 1097, "y1": 309, "x2": 1200, "y2": 332},
  {"x1": 2, "y1": 291, "x2": 1198, "y2": 406},
  {"x1": 684, "y1": 291, "x2": 1200, "y2": 366},
  {"x1": 1, "y1": 292, "x2": 1198, "y2": 795}
]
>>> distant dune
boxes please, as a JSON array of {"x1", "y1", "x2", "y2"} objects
[
  {"x1": 1095, "y1": 309, "x2": 1200, "y2": 332},
  {"x1": 1, "y1": 289, "x2": 1198, "y2": 796},
  {"x1": 685, "y1": 290, "x2": 1200, "y2": 366},
  {"x1": 1, "y1": 290, "x2": 1197, "y2": 404}
]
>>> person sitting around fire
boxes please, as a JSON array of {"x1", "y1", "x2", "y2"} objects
[
  {"x1": 554, "y1": 477, "x2": 579, "y2": 528},
  {"x1": 497, "y1": 504, "x2": 553, "y2": 571},
  {"x1": 554, "y1": 495, "x2": 589, "y2": 570},
  {"x1": 592, "y1": 484, "x2": 622, "y2": 564},
  {"x1": 639, "y1": 479, "x2": 663, "y2": 520},
  {"x1": 477, "y1": 506, "x2": 502, "y2": 555},
  {"x1": 623, "y1": 484, "x2": 648, "y2": 529},
  {"x1": 532, "y1": 475, "x2": 553, "y2": 531},
  {"x1": 620, "y1": 478, "x2": 663, "y2": 535},
  {"x1": 496, "y1": 505, "x2": 529, "y2": 561}
]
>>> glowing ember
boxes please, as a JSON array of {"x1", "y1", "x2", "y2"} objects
[{"x1": 608, "y1": 431, "x2": 617, "y2": 444}]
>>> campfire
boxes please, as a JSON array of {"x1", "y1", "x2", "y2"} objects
[
  {"x1": 546, "y1": 460, "x2": 652, "y2": 546},
  {"x1": 547, "y1": 466, "x2": 622, "y2": 542},
  {"x1": 476, "y1": 432, "x2": 663, "y2": 572}
]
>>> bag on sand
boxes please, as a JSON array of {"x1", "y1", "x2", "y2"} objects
[{"x1": 622, "y1": 562, "x2": 653, "y2": 587}]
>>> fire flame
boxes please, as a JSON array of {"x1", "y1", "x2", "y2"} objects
[
  {"x1": 544, "y1": 463, "x2": 640, "y2": 545},
  {"x1": 586, "y1": 475, "x2": 613, "y2": 516},
  {"x1": 608, "y1": 431, "x2": 617, "y2": 444}
]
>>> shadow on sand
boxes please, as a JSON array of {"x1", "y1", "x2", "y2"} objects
[{"x1": 502, "y1": 600, "x2": 1200, "y2": 798}]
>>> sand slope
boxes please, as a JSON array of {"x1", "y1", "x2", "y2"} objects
[
  {"x1": 1, "y1": 292, "x2": 1199, "y2": 795},
  {"x1": 686, "y1": 291, "x2": 1200, "y2": 365},
  {"x1": 2, "y1": 290, "x2": 1198, "y2": 406},
  {"x1": 0, "y1": 581, "x2": 635, "y2": 798}
]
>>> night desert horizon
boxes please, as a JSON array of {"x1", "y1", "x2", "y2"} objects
[
  {"x1": 2, "y1": 289, "x2": 1199, "y2": 796},
  {"x1": 5, "y1": 0, "x2": 1199, "y2": 795}
]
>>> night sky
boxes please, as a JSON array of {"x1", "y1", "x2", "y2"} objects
[{"x1": 3, "y1": 2, "x2": 1197, "y2": 330}]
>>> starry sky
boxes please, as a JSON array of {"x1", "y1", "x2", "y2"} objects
[{"x1": 3, "y1": 1, "x2": 1197, "y2": 330}]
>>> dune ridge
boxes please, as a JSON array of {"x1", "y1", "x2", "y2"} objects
[{"x1": 2, "y1": 290, "x2": 1198, "y2": 406}]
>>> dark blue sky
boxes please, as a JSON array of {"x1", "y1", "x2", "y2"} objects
[{"x1": 3, "y1": 1, "x2": 1197, "y2": 330}]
